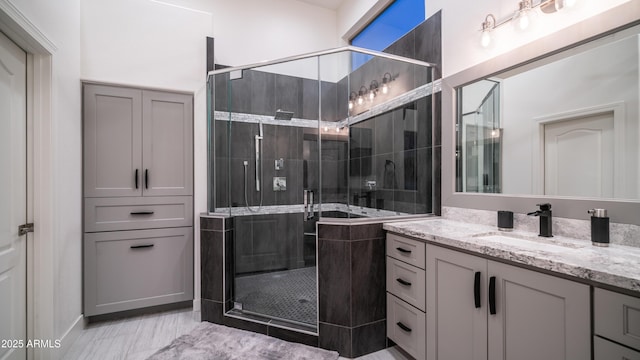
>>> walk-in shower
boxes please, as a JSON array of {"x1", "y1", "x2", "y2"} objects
[{"x1": 207, "y1": 46, "x2": 436, "y2": 333}]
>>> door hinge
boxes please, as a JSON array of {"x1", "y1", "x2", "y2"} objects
[{"x1": 18, "y1": 223, "x2": 34, "y2": 236}]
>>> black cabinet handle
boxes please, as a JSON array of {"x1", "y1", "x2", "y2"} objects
[
  {"x1": 135, "y1": 169, "x2": 139, "y2": 189},
  {"x1": 396, "y1": 247, "x2": 412, "y2": 254},
  {"x1": 145, "y1": 169, "x2": 149, "y2": 189},
  {"x1": 130, "y1": 211, "x2": 154, "y2": 215},
  {"x1": 489, "y1": 276, "x2": 497, "y2": 315},
  {"x1": 474, "y1": 271, "x2": 481, "y2": 308},
  {"x1": 396, "y1": 278, "x2": 412, "y2": 286},
  {"x1": 130, "y1": 244, "x2": 154, "y2": 249},
  {"x1": 396, "y1": 322, "x2": 412, "y2": 332}
]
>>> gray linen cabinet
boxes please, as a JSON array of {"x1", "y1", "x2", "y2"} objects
[{"x1": 83, "y1": 83, "x2": 193, "y2": 316}]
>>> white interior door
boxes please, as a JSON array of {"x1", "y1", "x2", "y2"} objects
[
  {"x1": 0, "y1": 31, "x2": 27, "y2": 360},
  {"x1": 544, "y1": 112, "x2": 614, "y2": 197}
]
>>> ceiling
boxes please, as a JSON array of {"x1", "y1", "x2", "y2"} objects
[{"x1": 295, "y1": 0, "x2": 347, "y2": 10}]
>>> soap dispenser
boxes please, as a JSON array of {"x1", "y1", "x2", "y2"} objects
[{"x1": 588, "y1": 208, "x2": 609, "y2": 247}]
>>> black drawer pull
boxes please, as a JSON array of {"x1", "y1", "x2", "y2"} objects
[
  {"x1": 474, "y1": 271, "x2": 481, "y2": 308},
  {"x1": 145, "y1": 169, "x2": 149, "y2": 189},
  {"x1": 396, "y1": 322, "x2": 412, "y2": 332},
  {"x1": 135, "y1": 169, "x2": 139, "y2": 189},
  {"x1": 130, "y1": 244, "x2": 154, "y2": 249},
  {"x1": 130, "y1": 211, "x2": 155, "y2": 215},
  {"x1": 489, "y1": 276, "x2": 497, "y2": 315},
  {"x1": 396, "y1": 278, "x2": 412, "y2": 286},
  {"x1": 396, "y1": 247, "x2": 412, "y2": 254}
]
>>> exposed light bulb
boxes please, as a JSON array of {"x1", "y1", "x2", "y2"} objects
[
  {"x1": 481, "y1": 31, "x2": 492, "y2": 48},
  {"x1": 369, "y1": 91, "x2": 375, "y2": 101},
  {"x1": 357, "y1": 96, "x2": 363, "y2": 105},
  {"x1": 324, "y1": 126, "x2": 328, "y2": 132},
  {"x1": 517, "y1": 11, "x2": 530, "y2": 30},
  {"x1": 348, "y1": 101, "x2": 353, "y2": 110},
  {"x1": 382, "y1": 83, "x2": 389, "y2": 94},
  {"x1": 336, "y1": 127, "x2": 340, "y2": 133}
]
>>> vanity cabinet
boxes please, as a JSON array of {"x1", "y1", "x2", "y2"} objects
[
  {"x1": 426, "y1": 244, "x2": 590, "y2": 360},
  {"x1": 82, "y1": 83, "x2": 193, "y2": 316},
  {"x1": 385, "y1": 233, "x2": 426, "y2": 360},
  {"x1": 594, "y1": 288, "x2": 640, "y2": 359}
]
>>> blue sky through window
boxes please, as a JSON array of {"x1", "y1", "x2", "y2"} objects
[{"x1": 351, "y1": 0, "x2": 425, "y2": 68}]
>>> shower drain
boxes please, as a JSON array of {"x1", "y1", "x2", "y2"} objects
[{"x1": 298, "y1": 298, "x2": 310, "y2": 304}]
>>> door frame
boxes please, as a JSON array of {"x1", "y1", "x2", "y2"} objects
[
  {"x1": 1, "y1": 1, "x2": 56, "y2": 358},
  {"x1": 532, "y1": 101, "x2": 626, "y2": 198}
]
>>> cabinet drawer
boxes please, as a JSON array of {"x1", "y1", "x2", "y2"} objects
[
  {"x1": 85, "y1": 196, "x2": 192, "y2": 232},
  {"x1": 386, "y1": 257, "x2": 426, "y2": 311},
  {"x1": 387, "y1": 293, "x2": 425, "y2": 360},
  {"x1": 594, "y1": 288, "x2": 640, "y2": 351},
  {"x1": 386, "y1": 233, "x2": 425, "y2": 269},
  {"x1": 594, "y1": 336, "x2": 640, "y2": 359},
  {"x1": 84, "y1": 227, "x2": 193, "y2": 316}
]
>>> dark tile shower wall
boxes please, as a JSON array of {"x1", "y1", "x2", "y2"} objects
[
  {"x1": 317, "y1": 222, "x2": 387, "y2": 358},
  {"x1": 349, "y1": 96, "x2": 434, "y2": 214}
]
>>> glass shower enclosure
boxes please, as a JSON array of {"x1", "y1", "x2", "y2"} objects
[{"x1": 207, "y1": 47, "x2": 435, "y2": 333}]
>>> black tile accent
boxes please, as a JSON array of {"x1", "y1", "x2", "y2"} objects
[
  {"x1": 206, "y1": 37, "x2": 214, "y2": 74},
  {"x1": 318, "y1": 239, "x2": 351, "y2": 326},
  {"x1": 317, "y1": 224, "x2": 349, "y2": 241},
  {"x1": 268, "y1": 326, "x2": 319, "y2": 347},
  {"x1": 351, "y1": 239, "x2": 386, "y2": 326},
  {"x1": 224, "y1": 229, "x2": 234, "y2": 301},
  {"x1": 223, "y1": 316, "x2": 269, "y2": 335},
  {"x1": 201, "y1": 230, "x2": 223, "y2": 301},
  {"x1": 200, "y1": 217, "x2": 224, "y2": 231},
  {"x1": 434, "y1": 91, "x2": 442, "y2": 147},
  {"x1": 415, "y1": 10, "x2": 442, "y2": 79},
  {"x1": 201, "y1": 299, "x2": 224, "y2": 324},
  {"x1": 301, "y1": 78, "x2": 320, "y2": 120},
  {"x1": 319, "y1": 323, "x2": 352, "y2": 358},
  {"x1": 349, "y1": 223, "x2": 384, "y2": 241},
  {"x1": 352, "y1": 320, "x2": 387, "y2": 358},
  {"x1": 275, "y1": 74, "x2": 301, "y2": 118}
]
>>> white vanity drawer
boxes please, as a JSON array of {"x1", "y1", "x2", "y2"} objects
[
  {"x1": 594, "y1": 288, "x2": 640, "y2": 351},
  {"x1": 85, "y1": 196, "x2": 192, "y2": 232},
  {"x1": 386, "y1": 256, "x2": 426, "y2": 311},
  {"x1": 84, "y1": 227, "x2": 193, "y2": 316},
  {"x1": 387, "y1": 293, "x2": 426, "y2": 360},
  {"x1": 386, "y1": 233, "x2": 425, "y2": 269},
  {"x1": 594, "y1": 336, "x2": 640, "y2": 360}
]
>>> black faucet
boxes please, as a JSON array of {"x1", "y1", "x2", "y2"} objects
[{"x1": 527, "y1": 203, "x2": 553, "y2": 237}]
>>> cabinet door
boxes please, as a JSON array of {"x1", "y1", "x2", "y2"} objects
[
  {"x1": 84, "y1": 84, "x2": 142, "y2": 197},
  {"x1": 487, "y1": 260, "x2": 590, "y2": 360},
  {"x1": 142, "y1": 91, "x2": 193, "y2": 196},
  {"x1": 84, "y1": 227, "x2": 193, "y2": 316},
  {"x1": 594, "y1": 336, "x2": 640, "y2": 360},
  {"x1": 427, "y1": 245, "x2": 488, "y2": 360}
]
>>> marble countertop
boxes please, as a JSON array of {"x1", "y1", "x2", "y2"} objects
[{"x1": 383, "y1": 218, "x2": 640, "y2": 293}]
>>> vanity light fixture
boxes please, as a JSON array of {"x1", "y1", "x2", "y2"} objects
[
  {"x1": 481, "y1": 14, "x2": 497, "y2": 48},
  {"x1": 348, "y1": 91, "x2": 357, "y2": 110},
  {"x1": 480, "y1": 0, "x2": 578, "y2": 47},
  {"x1": 369, "y1": 80, "x2": 379, "y2": 101},
  {"x1": 357, "y1": 86, "x2": 367, "y2": 105},
  {"x1": 381, "y1": 73, "x2": 392, "y2": 94}
]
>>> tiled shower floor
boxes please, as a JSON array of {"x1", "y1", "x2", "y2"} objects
[{"x1": 234, "y1": 266, "x2": 317, "y2": 327}]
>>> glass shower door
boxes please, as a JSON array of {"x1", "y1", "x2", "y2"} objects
[{"x1": 219, "y1": 56, "x2": 321, "y2": 331}]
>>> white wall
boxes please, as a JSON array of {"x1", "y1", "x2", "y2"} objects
[
  {"x1": 426, "y1": 0, "x2": 631, "y2": 78},
  {"x1": 5, "y1": 0, "x2": 83, "y2": 356}
]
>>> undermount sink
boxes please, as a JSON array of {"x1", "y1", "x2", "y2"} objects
[{"x1": 471, "y1": 231, "x2": 586, "y2": 249}]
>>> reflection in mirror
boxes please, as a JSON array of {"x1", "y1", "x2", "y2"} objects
[{"x1": 456, "y1": 26, "x2": 640, "y2": 200}]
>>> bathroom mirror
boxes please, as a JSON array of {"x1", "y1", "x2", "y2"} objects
[{"x1": 455, "y1": 24, "x2": 640, "y2": 201}]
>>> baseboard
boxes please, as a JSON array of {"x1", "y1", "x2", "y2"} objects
[
  {"x1": 54, "y1": 314, "x2": 84, "y2": 360},
  {"x1": 193, "y1": 298, "x2": 201, "y2": 313}
]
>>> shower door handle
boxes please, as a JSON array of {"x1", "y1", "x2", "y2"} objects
[{"x1": 303, "y1": 190, "x2": 309, "y2": 220}]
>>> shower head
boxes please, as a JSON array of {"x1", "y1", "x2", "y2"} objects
[{"x1": 274, "y1": 109, "x2": 294, "y2": 120}]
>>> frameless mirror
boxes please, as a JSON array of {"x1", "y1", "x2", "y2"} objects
[{"x1": 456, "y1": 25, "x2": 640, "y2": 201}]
